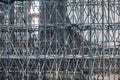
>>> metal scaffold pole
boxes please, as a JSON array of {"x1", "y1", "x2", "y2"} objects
[{"x1": 102, "y1": 0, "x2": 105, "y2": 79}]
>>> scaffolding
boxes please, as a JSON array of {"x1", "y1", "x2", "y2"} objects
[{"x1": 0, "y1": 0, "x2": 120, "y2": 80}]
